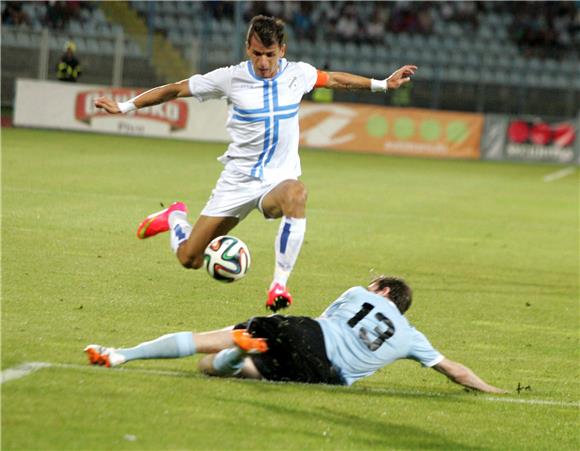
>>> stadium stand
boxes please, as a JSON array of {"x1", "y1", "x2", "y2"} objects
[
  {"x1": 2, "y1": 1, "x2": 579, "y2": 116},
  {"x1": 125, "y1": 0, "x2": 579, "y2": 116},
  {"x1": 1, "y1": 1, "x2": 163, "y2": 105}
]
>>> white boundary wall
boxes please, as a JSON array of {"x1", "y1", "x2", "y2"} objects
[
  {"x1": 14, "y1": 78, "x2": 579, "y2": 164},
  {"x1": 14, "y1": 79, "x2": 230, "y2": 142}
]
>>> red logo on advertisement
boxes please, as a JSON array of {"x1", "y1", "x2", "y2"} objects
[
  {"x1": 507, "y1": 120, "x2": 576, "y2": 147},
  {"x1": 75, "y1": 88, "x2": 188, "y2": 130}
]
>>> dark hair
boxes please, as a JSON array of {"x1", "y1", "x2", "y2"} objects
[
  {"x1": 246, "y1": 15, "x2": 286, "y2": 47},
  {"x1": 370, "y1": 275, "x2": 413, "y2": 314}
]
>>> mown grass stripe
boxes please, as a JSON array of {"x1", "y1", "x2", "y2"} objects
[{"x1": 3, "y1": 362, "x2": 578, "y2": 409}]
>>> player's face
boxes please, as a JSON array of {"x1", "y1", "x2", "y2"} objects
[{"x1": 246, "y1": 35, "x2": 286, "y2": 79}]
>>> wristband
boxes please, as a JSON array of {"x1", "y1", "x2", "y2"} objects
[
  {"x1": 371, "y1": 78, "x2": 388, "y2": 92},
  {"x1": 118, "y1": 100, "x2": 137, "y2": 113}
]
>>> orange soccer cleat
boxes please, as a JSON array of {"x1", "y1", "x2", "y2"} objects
[
  {"x1": 136, "y1": 202, "x2": 187, "y2": 239},
  {"x1": 84, "y1": 344, "x2": 126, "y2": 368},
  {"x1": 266, "y1": 283, "x2": 292, "y2": 312},
  {"x1": 231, "y1": 329, "x2": 268, "y2": 354}
]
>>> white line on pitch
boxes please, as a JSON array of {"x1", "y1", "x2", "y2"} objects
[
  {"x1": 357, "y1": 386, "x2": 580, "y2": 408},
  {"x1": 480, "y1": 395, "x2": 580, "y2": 407},
  {"x1": 2, "y1": 362, "x2": 579, "y2": 409},
  {"x1": 0, "y1": 361, "x2": 195, "y2": 384},
  {"x1": 543, "y1": 166, "x2": 576, "y2": 182},
  {"x1": 0, "y1": 362, "x2": 52, "y2": 383}
]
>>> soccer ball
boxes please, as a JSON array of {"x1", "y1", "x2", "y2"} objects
[{"x1": 203, "y1": 235, "x2": 251, "y2": 283}]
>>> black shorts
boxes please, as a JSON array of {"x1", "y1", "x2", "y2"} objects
[{"x1": 235, "y1": 315, "x2": 345, "y2": 385}]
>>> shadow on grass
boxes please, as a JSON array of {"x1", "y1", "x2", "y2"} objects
[
  {"x1": 178, "y1": 376, "x2": 484, "y2": 449},
  {"x1": 205, "y1": 389, "x2": 481, "y2": 450}
]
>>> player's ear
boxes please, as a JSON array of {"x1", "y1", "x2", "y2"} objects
[
  {"x1": 279, "y1": 43, "x2": 286, "y2": 57},
  {"x1": 379, "y1": 287, "x2": 391, "y2": 298}
]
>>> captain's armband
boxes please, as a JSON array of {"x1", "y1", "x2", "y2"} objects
[{"x1": 315, "y1": 70, "x2": 330, "y2": 88}]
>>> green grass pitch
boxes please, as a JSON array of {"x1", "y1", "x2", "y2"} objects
[{"x1": 2, "y1": 128, "x2": 578, "y2": 450}]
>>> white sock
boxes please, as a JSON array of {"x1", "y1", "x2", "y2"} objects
[
  {"x1": 272, "y1": 217, "x2": 306, "y2": 288},
  {"x1": 212, "y1": 348, "x2": 245, "y2": 376},
  {"x1": 169, "y1": 210, "x2": 192, "y2": 253}
]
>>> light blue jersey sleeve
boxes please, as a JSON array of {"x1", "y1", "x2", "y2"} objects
[
  {"x1": 316, "y1": 286, "x2": 443, "y2": 385},
  {"x1": 407, "y1": 329, "x2": 444, "y2": 368}
]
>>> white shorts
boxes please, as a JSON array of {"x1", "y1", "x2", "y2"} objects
[{"x1": 201, "y1": 168, "x2": 296, "y2": 220}]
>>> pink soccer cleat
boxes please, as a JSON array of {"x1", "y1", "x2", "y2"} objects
[
  {"x1": 266, "y1": 283, "x2": 293, "y2": 312},
  {"x1": 136, "y1": 202, "x2": 187, "y2": 239}
]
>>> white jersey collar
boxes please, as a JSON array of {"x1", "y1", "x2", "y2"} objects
[{"x1": 246, "y1": 58, "x2": 289, "y2": 82}]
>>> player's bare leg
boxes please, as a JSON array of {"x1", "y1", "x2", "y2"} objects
[
  {"x1": 198, "y1": 354, "x2": 264, "y2": 379},
  {"x1": 261, "y1": 180, "x2": 308, "y2": 311},
  {"x1": 175, "y1": 215, "x2": 239, "y2": 269},
  {"x1": 198, "y1": 329, "x2": 268, "y2": 379},
  {"x1": 262, "y1": 180, "x2": 307, "y2": 219},
  {"x1": 198, "y1": 330, "x2": 267, "y2": 378},
  {"x1": 136, "y1": 204, "x2": 239, "y2": 270}
]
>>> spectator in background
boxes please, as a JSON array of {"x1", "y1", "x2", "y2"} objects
[
  {"x1": 281, "y1": 1, "x2": 300, "y2": 24},
  {"x1": 204, "y1": 1, "x2": 233, "y2": 21},
  {"x1": 320, "y1": 1, "x2": 340, "y2": 27},
  {"x1": 56, "y1": 41, "x2": 81, "y2": 82},
  {"x1": 45, "y1": 0, "x2": 67, "y2": 30},
  {"x1": 264, "y1": 1, "x2": 283, "y2": 21},
  {"x1": 1, "y1": 1, "x2": 30, "y2": 26},
  {"x1": 453, "y1": 1, "x2": 480, "y2": 31},
  {"x1": 439, "y1": 1, "x2": 455, "y2": 23},
  {"x1": 292, "y1": 1, "x2": 315, "y2": 42},
  {"x1": 364, "y1": 5, "x2": 386, "y2": 44},
  {"x1": 336, "y1": 3, "x2": 360, "y2": 43},
  {"x1": 243, "y1": 1, "x2": 271, "y2": 22},
  {"x1": 508, "y1": 1, "x2": 578, "y2": 59},
  {"x1": 389, "y1": 1, "x2": 419, "y2": 34},
  {"x1": 63, "y1": 0, "x2": 81, "y2": 23},
  {"x1": 417, "y1": 3, "x2": 434, "y2": 34}
]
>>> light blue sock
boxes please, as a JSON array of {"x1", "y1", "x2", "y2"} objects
[
  {"x1": 212, "y1": 348, "x2": 245, "y2": 376},
  {"x1": 117, "y1": 332, "x2": 196, "y2": 362}
]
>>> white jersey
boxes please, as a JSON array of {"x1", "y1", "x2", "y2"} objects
[
  {"x1": 317, "y1": 287, "x2": 444, "y2": 386},
  {"x1": 188, "y1": 59, "x2": 318, "y2": 182}
]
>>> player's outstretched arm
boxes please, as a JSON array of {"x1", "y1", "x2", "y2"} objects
[
  {"x1": 94, "y1": 79, "x2": 192, "y2": 114},
  {"x1": 433, "y1": 358, "x2": 508, "y2": 394},
  {"x1": 322, "y1": 65, "x2": 417, "y2": 92}
]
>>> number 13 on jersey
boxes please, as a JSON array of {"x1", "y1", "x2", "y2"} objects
[{"x1": 347, "y1": 302, "x2": 396, "y2": 351}]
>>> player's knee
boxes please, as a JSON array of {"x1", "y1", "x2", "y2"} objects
[
  {"x1": 198, "y1": 355, "x2": 214, "y2": 375},
  {"x1": 282, "y1": 181, "x2": 308, "y2": 213}
]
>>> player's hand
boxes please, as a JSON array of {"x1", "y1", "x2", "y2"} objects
[
  {"x1": 94, "y1": 96, "x2": 121, "y2": 114},
  {"x1": 387, "y1": 65, "x2": 418, "y2": 90}
]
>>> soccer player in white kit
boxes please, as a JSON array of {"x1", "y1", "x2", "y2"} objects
[
  {"x1": 94, "y1": 16, "x2": 418, "y2": 311},
  {"x1": 85, "y1": 274, "x2": 506, "y2": 393}
]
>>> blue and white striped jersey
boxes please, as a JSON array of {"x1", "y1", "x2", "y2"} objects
[
  {"x1": 188, "y1": 59, "x2": 318, "y2": 182},
  {"x1": 316, "y1": 286, "x2": 444, "y2": 385}
]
